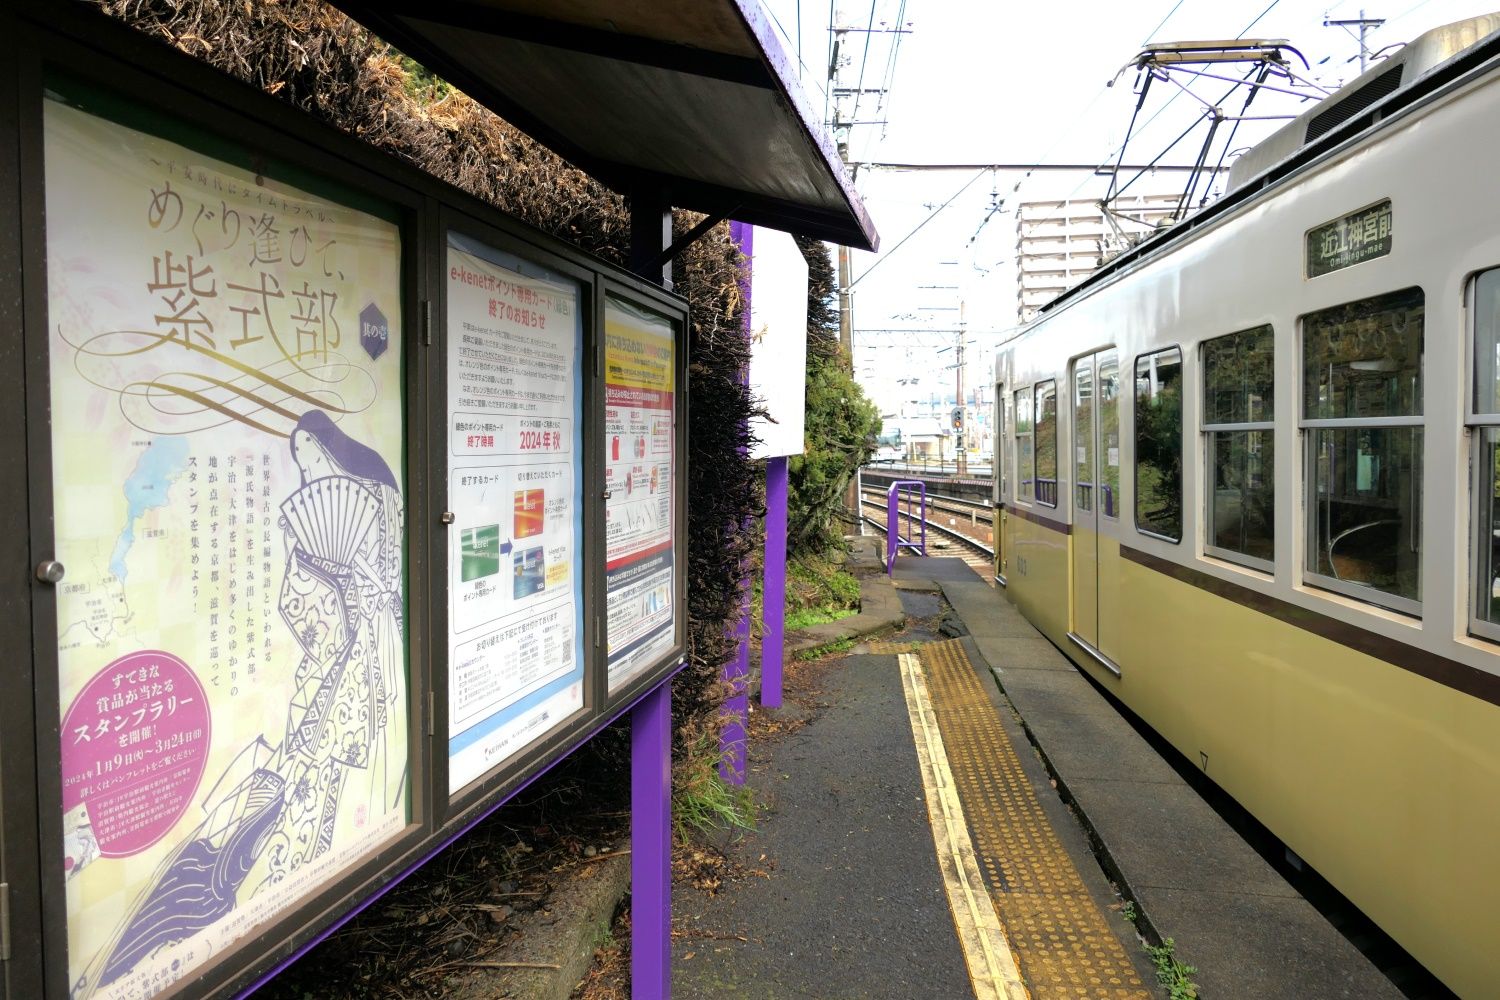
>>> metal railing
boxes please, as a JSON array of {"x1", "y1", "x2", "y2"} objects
[{"x1": 886, "y1": 480, "x2": 928, "y2": 573}]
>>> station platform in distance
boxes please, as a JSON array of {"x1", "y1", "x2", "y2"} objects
[{"x1": 672, "y1": 553, "x2": 1409, "y2": 1000}]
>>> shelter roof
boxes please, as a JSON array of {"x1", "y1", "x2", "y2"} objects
[{"x1": 336, "y1": 0, "x2": 878, "y2": 249}]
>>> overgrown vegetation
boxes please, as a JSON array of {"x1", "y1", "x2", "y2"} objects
[
  {"x1": 784, "y1": 606, "x2": 856, "y2": 631},
  {"x1": 671, "y1": 729, "x2": 756, "y2": 839},
  {"x1": 774, "y1": 551, "x2": 861, "y2": 634},
  {"x1": 787, "y1": 238, "x2": 881, "y2": 557}
]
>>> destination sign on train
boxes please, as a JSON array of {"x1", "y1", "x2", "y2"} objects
[{"x1": 1306, "y1": 199, "x2": 1393, "y2": 278}]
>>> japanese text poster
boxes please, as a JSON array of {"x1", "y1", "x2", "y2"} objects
[
  {"x1": 446, "y1": 235, "x2": 584, "y2": 792},
  {"x1": 604, "y1": 297, "x2": 677, "y2": 689},
  {"x1": 44, "y1": 94, "x2": 408, "y2": 999}
]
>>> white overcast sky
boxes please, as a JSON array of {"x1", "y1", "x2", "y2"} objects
[{"x1": 759, "y1": 0, "x2": 1498, "y2": 412}]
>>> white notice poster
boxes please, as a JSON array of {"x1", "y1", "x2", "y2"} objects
[
  {"x1": 604, "y1": 296, "x2": 677, "y2": 690},
  {"x1": 446, "y1": 234, "x2": 584, "y2": 792}
]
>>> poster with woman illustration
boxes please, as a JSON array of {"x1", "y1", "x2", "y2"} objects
[{"x1": 44, "y1": 91, "x2": 408, "y2": 999}]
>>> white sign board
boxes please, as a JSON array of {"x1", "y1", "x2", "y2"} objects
[{"x1": 746, "y1": 228, "x2": 809, "y2": 459}]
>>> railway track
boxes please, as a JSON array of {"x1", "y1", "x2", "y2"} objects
[{"x1": 857, "y1": 489, "x2": 996, "y2": 580}]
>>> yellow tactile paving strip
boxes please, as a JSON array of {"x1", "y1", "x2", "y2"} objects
[
  {"x1": 898, "y1": 653, "x2": 1030, "y2": 1000},
  {"x1": 867, "y1": 640, "x2": 921, "y2": 654},
  {"x1": 919, "y1": 639, "x2": 1152, "y2": 999}
]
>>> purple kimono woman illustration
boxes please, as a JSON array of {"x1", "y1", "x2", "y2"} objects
[{"x1": 78, "y1": 411, "x2": 405, "y2": 997}]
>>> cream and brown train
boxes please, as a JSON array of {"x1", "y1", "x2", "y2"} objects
[{"x1": 991, "y1": 15, "x2": 1500, "y2": 998}]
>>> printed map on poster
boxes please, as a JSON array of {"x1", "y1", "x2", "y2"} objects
[
  {"x1": 446, "y1": 236, "x2": 584, "y2": 792},
  {"x1": 604, "y1": 297, "x2": 676, "y2": 689},
  {"x1": 44, "y1": 96, "x2": 408, "y2": 999}
]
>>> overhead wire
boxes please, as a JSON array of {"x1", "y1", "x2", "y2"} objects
[
  {"x1": 765, "y1": 2, "x2": 832, "y2": 106},
  {"x1": 848, "y1": 167, "x2": 992, "y2": 290},
  {"x1": 848, "y1": 0, "x2": 881, "y2": 130},
  {"x1": 1386, "y1": 0, "x2": 1438, "y2": 27},
  {"x1": 872, "y1": 0, "x2": 910, "y2": 141},
  {"x1": 976, "y1": 0, "x2": 1197, "y2": 239},
  {"x1": 1142, "y1": 0, "x2": 1189, "y2": 44}
]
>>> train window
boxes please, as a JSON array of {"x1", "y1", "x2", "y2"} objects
[
  {"x1": 995, "y1": 384, "x2": 1008, "y2": 505},
  {"x1": 1035, "y1": 380, "x2": 1058, "y2": 507},
  {"x1": 1075, "y1": 365, "x2": 1094, "y2": 513},
  {"x1": 1015, "y1": 389, "x2": 1033, "y2": 503},
  {"x1": 1134, "y1": 347, "x2": 1184, "y2": 541},
  {"x1": 1099, "y1": 353, "x2": 1121, "y2": 519},
  {"x1": 1469, "y1": 270, "x2": 1500, "y2": 637},
  {"x1": 1202, "y1": 326, "x2": 1275, "y2": 569},
  {"x1": 1301, "y1": 288, "x2": 1424, "y2": 614}
]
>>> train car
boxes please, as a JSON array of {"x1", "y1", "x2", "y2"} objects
[{"x1": 991, "y1": 15, "x2": 1500, "y2": 997}]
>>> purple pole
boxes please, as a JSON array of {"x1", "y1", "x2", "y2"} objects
[
  {"x1": 631, "y1": 680, "x2": 672, "y2": 998},
  {"x1": 720, "y1": 581, "x2": 750, "y2": 784},
  {"x1": 628, "y1": 188, "x2": 675, "y2": 999},
  {"x1": 761, "y1": 455, "x2": 788, "y2": 707},
  {"x1": 719, "y1": 220, "x2": 755, "y2": 785}
]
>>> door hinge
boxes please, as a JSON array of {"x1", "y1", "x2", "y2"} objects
[
  {"x1": 423, "y1": 300, "x2": 434, "y2": 346},
  {"x1": 594, "y1": 615, "x2": 601, "y2": 648},
  {"x1": 428, "y1": 691, "x2": 436, "y2": 737},
  {"x1": 1, "y1": 881, "x2": 11, "y2": 961}
]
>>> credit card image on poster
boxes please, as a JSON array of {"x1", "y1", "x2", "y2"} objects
[
  {"x1": 513, "y1": 488, "x2": 544, "y2": 539},
  {"x1": 461, "y1": 524, "x2": 502, "y2": 582},
  {"x1": 513, "y1": 546, "x2": 546, "y2": 599}
]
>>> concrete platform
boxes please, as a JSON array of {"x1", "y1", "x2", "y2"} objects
[
  {"x1": 673, "y1": 584, "x2": 1160, "y2": 1000},
  {"x1": 915, "y1": 557, "x2": 1407, "y2": 1000},
  {"x1": 671, "y1": 651, "x2": 974, "y2": 1000}
]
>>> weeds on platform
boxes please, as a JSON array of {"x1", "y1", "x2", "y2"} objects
[
  {"x1": 794, "y1": 637, "x2": 856, "y2": 661},
  {"x1": 671, "y1": 729, "x2": 756, "y2": 840},
  {"x1": 784, "y1": 606, "x2": 857, "y2": 631},
  {"x1": 788, "y1": 554, "x2": 861, "y2": 611},
  {"x1": 1147, "y1": 938, "x2": 1199, "y2": 1000}
]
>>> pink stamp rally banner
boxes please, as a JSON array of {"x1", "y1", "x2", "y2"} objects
[
  {"x1": 61, "y1": 651, "x2": 211, "y2": 863},
  {"x1": 44, "y1": 92, "x2": 408, "y2": 999}
]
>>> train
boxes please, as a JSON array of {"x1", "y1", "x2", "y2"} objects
[{"x1": 990, "y1": 14, "x2": 1500, "y2": 997}]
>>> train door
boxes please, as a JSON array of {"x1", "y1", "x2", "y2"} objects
[
  {"x1": 994, "y1": 380, "x2": 1006, "y2": 582},
  {"x1": 1070, "y1": 350, "x2": 1121, "y2": 669}
]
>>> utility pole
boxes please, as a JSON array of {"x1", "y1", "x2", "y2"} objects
[
  {"x1": 1325, "y1": 10, "x2": 1385, "y2": 74},
  {"x1": 955, "y1": 300, "x2": 967, "y2": 476},
  {"x1": 839, "y1": 246, "x2": 853, "y2": 364},
  {"x1": 827, "y1": 16, "x2": 864, "y2": 520}
]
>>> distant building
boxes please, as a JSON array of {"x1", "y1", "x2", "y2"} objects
[{"x1": 1015, "y1": 192, "x2": 1183, "y2": 324}]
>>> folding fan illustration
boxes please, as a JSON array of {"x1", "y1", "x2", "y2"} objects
[{"x1": 280, "y1": 477, "x2": 380, "y2": 569}]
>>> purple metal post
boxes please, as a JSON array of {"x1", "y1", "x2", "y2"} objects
[
  {"x1": 628, "y1": 187, "x2": 675, "y2": 999},
  {"x1": 761, "y1": 455, "x2": 789, "y2": 707},
  {"x1": 718, "y1": 220, "x2": 755, "y2": 785},
  {"x1": 720, "y1": 581, "x2": 750, "y2": 785},
  {"x1": 631, "y1": 681, "x2": 673, "y2": 997}
]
